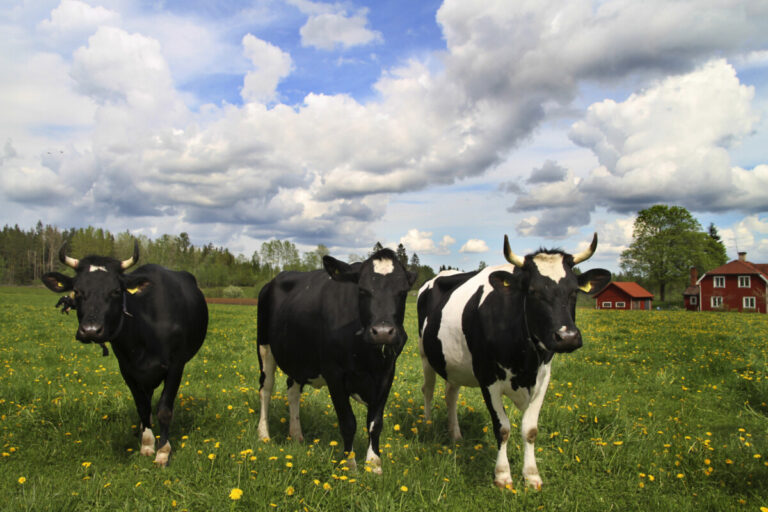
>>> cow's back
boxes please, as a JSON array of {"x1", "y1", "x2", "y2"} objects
[
  {"x1": 124, "y1": 264, "x2": 207, "y2": 361},
  {"x1": 258, "y1": 269, "x2": 359, "y2": 383}
]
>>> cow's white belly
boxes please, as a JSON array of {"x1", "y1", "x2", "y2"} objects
[{"x1": 438, "y1": 322, "x2": 479, "y2": 387}]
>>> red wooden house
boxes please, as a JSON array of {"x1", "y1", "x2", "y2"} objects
[
  {"x1": 594, "y1": 282, "x2": 654, "y2": 310},
  {"x1": 694, "y1": 252, "x2": 768, "y2": 313}
]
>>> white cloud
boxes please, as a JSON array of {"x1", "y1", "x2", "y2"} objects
[
  {"x1": 241, "y1": 34, "x2": 293, "y2": 104},
  {"x1": 721, "y1": 215, "x2": 768, "y2": 261},
  {"x1": 400, "y1": 229, "x2": 455, "y2": 255},
  {"x1": 37, "y1": 0, "x2": 120, "y2": 41},
  {"x1": 459, "y1": 239, "x2": 489, "y2": 253},
  {"x1": 289, "y1": 0, "x2": 382, "y2": 51}
]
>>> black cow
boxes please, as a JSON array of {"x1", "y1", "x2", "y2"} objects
[
  {"x1": 417, "y1": 234, "x2": 610, "y2": 489},
  {"x1": 257, "y1": 248, "x2": 416, "y2": 473},
  {"x1": 41, "y1": 242, "x2": 208, "y2": 466}
]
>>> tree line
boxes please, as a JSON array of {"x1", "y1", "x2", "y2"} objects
[{"x1": 0, "y1": 222, "x2": 436, "y2": 294}]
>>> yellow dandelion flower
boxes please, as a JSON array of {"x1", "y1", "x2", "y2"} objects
[
  {"x1": 329, "y1": 440, "x2": 338, "y2": 447},
  {"x1": 18, "y1": 477, "x2": 26, "y2": 484},
  {"x1": 285, "y1": 486, "x2": 295, "y2": 496},
  {"x1": 393, "y1": 424, "x2": 401, "y2": 431},
  {"x1": 400, "y1": 485, "x2": 408, "y2": 492},
  {"x1": 323, "y1": 482, "x2": 332, "y2": 491},
  {"x1": 229, "y1": 488, "x2": 243, "y2": 500},
  {"x1": 81, "y1": 461, "x2": 92, "y2": 468},
  {"x1": 208, "y1": 453, "x2": 216, "y2": 460}
]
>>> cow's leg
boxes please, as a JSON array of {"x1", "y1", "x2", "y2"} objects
[
  {"x1": 258, "y1": 344, "x2": 277, "y2": 441},
  {"x1": 327, "y1": 380, "x2": 357, "y2": 471},
  {"x1": 364, "y1": 406, "x2": 384, "y2": 474},
  {"x1": 445, "y1": 380, "x2": 462, "y2": 440},
  {"x1": 286, "y1": 378, "x2": 304, "y2": 442},
  {"x1": 519, "y1": 363, "x2": 551, "y2": 490},
  {"x1": 153, "y1": 364, "x2": 184, "y2": 467},
  {"x1": 481, "y1": 382, "x2": 513, "y2": 489},
  {"x1": 419, "y1": 337, "x2": 437, "y2": 423},
  {"x1": 122, "y1": 371, "x2": 154, "y2": 456}
]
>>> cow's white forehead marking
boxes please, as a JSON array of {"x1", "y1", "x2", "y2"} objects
[
  {"x1": 89, "y1": 265, "x2": 107, "y2": 273},
  {"x1": 372, "y1": 258, "x2": 394, "y2": 275},
  {"x1": 532, "y1": 253, "x2": 565, "y2": 282}
]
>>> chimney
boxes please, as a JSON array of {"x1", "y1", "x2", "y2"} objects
[
  {"x1": 690, "y1": 267, "x2": 698, "y2": 286},
  {"x1": 738, "y1": 252, "x2": 747, "y2": 262}
]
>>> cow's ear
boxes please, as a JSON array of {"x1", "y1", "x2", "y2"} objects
[
  {"x1": 577, "y1": 269, "x2": 611, "y2": 295},
  {"x1": 42, "y1": 272, "x2": 73, "y2": 293},
  {"x1": 407, "y1": 270, "x2": 418, "y2": 287},
  {"x1": 488, "y1": 271, "x2": 520, "y2": 293},
  {"x1": 323, "y1": 255, "x2": 360, "y2": 283},
  {"x1": 121, "y1": 274, "x2": 152, "y2": 296}
]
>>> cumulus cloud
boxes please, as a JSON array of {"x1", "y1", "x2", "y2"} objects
[
  {"x1": 241, "y1": 34, "x2": 293, "y2": 104},
  {"x1": 459, "y1": 239, "x2": 489, "y2": 253},
  {"x1": 513, "y1": 59, "x2": 767, "y2": 235},
  {"x1": 400, "y1": 229, "x2": 455, "y2": 255},
  {"x1": 2, "y1": 0, "x2": 768, "y2": 254},
  {"x1": 288, "y1": 0, "x2": 382, "y2": 50}
]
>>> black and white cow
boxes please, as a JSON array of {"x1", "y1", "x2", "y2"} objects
[
  {"x1": 42, "y1": 242, "x2": 208, "y2": 466},
  {"x1": 257, "y1": 248, "x2": 416, "y2": 473},
  {"x1": 417, "y1": 234, "x2": 610, "y2": 489}
]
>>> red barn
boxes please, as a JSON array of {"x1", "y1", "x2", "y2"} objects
[
  {"x1": 696, "y1": 252, "x2": 768, "y2": 313},
  {"x1": 594, "y1": 282, "x2": 653, "y2": 310}
]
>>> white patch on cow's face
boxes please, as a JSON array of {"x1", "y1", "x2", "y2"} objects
[
  {"x1": 89, "y1": 265, "x2": 107, "y2": 272},
  {"x1": 372, "y1": 258, "x2": 394, "y2": 275},
  {"x1": 532, "y1": 253, "x2": 565, "y2": 282}
]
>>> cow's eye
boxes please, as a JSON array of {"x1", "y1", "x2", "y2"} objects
[{"x1": 110, "y1": 289, "x2": 122, "y2": 298}]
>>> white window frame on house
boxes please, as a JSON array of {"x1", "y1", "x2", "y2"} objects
[
  {"x1": 713, "y1": 276, "x2": 725, "y2": 288},
  {"x1": 711, "y1": 296, "x2": 723, "y2": 308},
  {"x1": 743, "y1": 296, "x2": 756, "y2": 309},
  {"x1": 738, "y1": 276, "x2": 751, "y2": 288},
  {"x1": 690, "y1": 296, "x2": 698, "y2": 305},
  {"x1": 615, "y1": 301, "x2": 626, "y2": 308},
  {"x1": 602, "y1": 301, "x2": 612, "y2": 308}
]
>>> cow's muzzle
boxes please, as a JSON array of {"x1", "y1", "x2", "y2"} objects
[
  {"x1": 76, "y1": 322, "x2": 106, "y2": 343},
  {"x1": 367, "y1": 322, "x2": 400, "y2": 345},
  {"x1": 550, "y1": 329, "x2": 582, "y2": 353}
]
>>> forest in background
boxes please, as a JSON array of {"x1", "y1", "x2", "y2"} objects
[{"x1": 0, "y1": 222, "x2": 437, "y2": 297}]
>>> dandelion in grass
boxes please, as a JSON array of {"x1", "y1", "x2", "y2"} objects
[
  {"x1": 229, "y1": 488, "x2": 243, "y2": 500},
  {"x1": 400, "y1": 485, "x2": 408, "y2": 492},
  {"x1": 285, "y1": 486, "x2": 295, "y2": 496},
  {"x1": 323, "y1": 482, "x2": 332, "y2": 491},
  {"x1": 18, "y1": 477, "x2": 26, "y2": 484}
]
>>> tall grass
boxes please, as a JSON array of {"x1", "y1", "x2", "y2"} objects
[{"x1": 0, "y1": 287, "x2": 766, "y2": 511}]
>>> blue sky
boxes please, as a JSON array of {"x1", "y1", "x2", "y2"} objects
[{"x1": 1, "y1": 0, "x2": 768, "y2": 273}]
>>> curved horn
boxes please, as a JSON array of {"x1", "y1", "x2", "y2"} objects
[
  {"x1": 58, "y1": 243, "x2": 79, "y2": 269},
  {"x1": 120, "y1": 240, "x2": 140, "y2": 270},
  {"x1": 503, "y1": 235, "x2": 525, "y2": 267},
  {"x1": 572, "y1": 232, "x2": 598, "y2": 264}
]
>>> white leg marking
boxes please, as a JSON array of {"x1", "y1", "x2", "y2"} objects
[
  {"x1": 287, "y1": 379, "x2": 304, "y2": 442},
  {"x1": 154, "y1": 441, "x2": 171, "y2": 466},
  {"x1": 445, "y1": 381, "x2": 462, "y2": 441},
  {"x1": 521, "y1": 363, "x2": 551, "y2": 490},
  {"x1": 140, "y1": 427, "x2": 155, "y2": 456},
  {"x1": 419, "y1": 336, "x2": 436, "y2": 422},
  {"x1": 258, "y1": 345, "x2": 276, "y2": 441},
  {"x1": 487, "y1": 381, "x2": 513, "y2": 489},
  {"x1": 365, "y1": 442, "x2": 382, "y2": 474}
]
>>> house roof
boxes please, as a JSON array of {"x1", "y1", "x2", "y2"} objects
[
  {"x1": 683, "y1": 285, "x2": 699, "y2": 296},
  {"x1": 597, "y1": 281, "x2": 654, "y2": 299},
  {"x1": 698, "y1": 259, "x2": 768, "y2": 283}
]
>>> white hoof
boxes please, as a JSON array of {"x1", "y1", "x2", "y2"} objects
[
  {"x1": 140, "y1": 428, "x2": 155, "y2": 456},
  {"x1": 154, "y1": 442, "x2": 171, "y2": 467},
  {"x1": 524, "y1": 472, "x2": 543, "y2": 490}
]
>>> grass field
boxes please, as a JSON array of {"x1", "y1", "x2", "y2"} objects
[{"x1": 1, "y1": 286, "x2": 766, "y2": 511}]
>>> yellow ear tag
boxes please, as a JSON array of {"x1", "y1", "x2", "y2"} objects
[
  {"x1": 126, "y1": 287, "x2": 140, "y2": 295},
  {"x1": 579, "y1": 282, "x2": 592, "y2": 293},
  {"x1": 503, "y1": 280, "x2": 510, "y2": 287},
  {"x1": 56, "y1": 282, "x2": 64, "y2": 288}
]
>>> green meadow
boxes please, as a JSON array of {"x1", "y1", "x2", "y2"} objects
[{"x1": 1, "y1": 286, "x2": 766, "y2": 511}]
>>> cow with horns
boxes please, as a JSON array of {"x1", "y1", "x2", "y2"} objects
[
  {"x1": 257, "y1": 248, "x2": 417, "y2": 473},
  {"x1": 417, "y1": 234, "x2": 610, "y2": 489},
  {"x1": 41, "y1": 242, "x2": 208, "y2": 466}
]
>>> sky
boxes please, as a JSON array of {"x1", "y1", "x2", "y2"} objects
[{"x1": 1, "y1": 0, "x2": 768, "y2": 273}]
